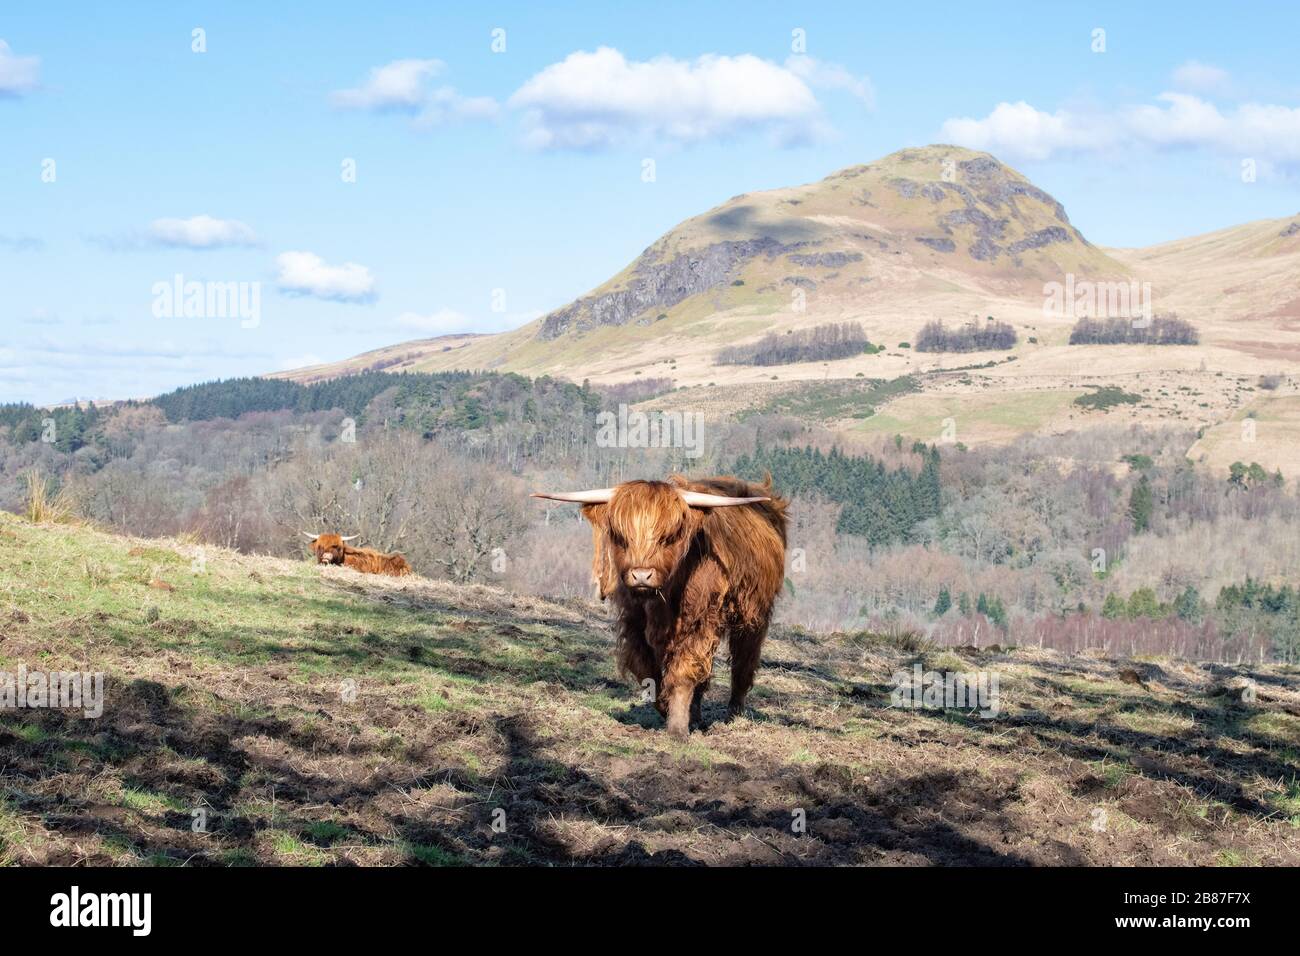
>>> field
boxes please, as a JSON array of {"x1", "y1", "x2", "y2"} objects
[
  {"x1": 3, "y1": 512, "x2": 1299, "y2": 866},
  {"x1": 1190, "y1": 394, "x2": 1300, "y2": 477},
  {"x1": 851, "y1": 387, "x2": 1083, "y2": 445}
]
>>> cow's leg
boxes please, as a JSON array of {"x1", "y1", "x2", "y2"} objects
[
  {"x1": 616, "y1": 627, "x2": 662, "y2": 712},
  {"x1": 660, "y1": 630, "x2": 720, "y2": 739},
  {"x1": 659, "y1": 670, "x2": 697, "y2": 739},
  {"x1": 690, "y1": 681, "x2": 710, "y2": 727},
  {"x1": 727, "y1": 624, "x2": 767, "y2": 719}
]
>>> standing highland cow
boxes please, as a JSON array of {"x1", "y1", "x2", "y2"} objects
[{"x1": 531, "y1": 475, "x2": 787, "y2": 737}]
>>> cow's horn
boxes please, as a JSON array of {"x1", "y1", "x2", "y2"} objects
[
  {"x1": 529, "y1": 489, "x2": 616, "y2": 504},
  {"x1": 678, "y1": 491, "x2": 770, "y2": 507},
  {"x1": 339, "y1": 535, "x2": 360, "y2": 542},
  {"x1": 301, "y1": 531, "x2": 320, "y2": 540}
]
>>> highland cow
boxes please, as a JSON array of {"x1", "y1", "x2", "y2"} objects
[
  {"x1": 302, "y1": 533, "x2": 412, "y2": 577},
  {"x1": 532, "y1": 475, "x2": 787, "y2": 737}
]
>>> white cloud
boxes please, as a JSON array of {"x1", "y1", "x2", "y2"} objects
[
  {"x1": 0, "y1": 39, "x2": 40, "y2": 96},
  {"x1": 331, "y1": 59, "x2": 445, "y2": 111},
  {"x1": 508, "y1": 47, "x2": 826, "y2": 150},
  {"x1": 785, "y1": 55, "x2": 874, "y2": 109},
  {"x1": 275, "y1": 251, "x2": 376, "y2": 303},
  {"x1": 278, "y1": 353, "x2": 324, "y2": 371},
  {"x1": 417, "y1": 86, "x2": 500, "y2": 125},
  {"x1": 940, "y1": 100, "x2": 1103, "y2": 161},
  {"x1": 393, "y1": 309, "x2": 472, "y2": 333},
  {"x1": 331, "y1": 58, "x2": 498, "y2": 125},
  {"x1": 1171, "y1": 60, "x2": 1230, "y2": 95},
  {"x1": 942, "y1": 93, "x2": 1300, "y2": 167},
  {"x1": 149, "y1": 215, "x2": 258, "y2": 249}
]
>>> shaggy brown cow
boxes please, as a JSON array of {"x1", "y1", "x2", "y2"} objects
[
  {"x1": 302, "y1": 533, "x2": 412, "y2": 577},
  {"x1": 532, "y1": 475, "x2": 787, "y2": 737}
]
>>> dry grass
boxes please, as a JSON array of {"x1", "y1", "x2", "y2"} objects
[
  {"x1": 2, "y1": 512, "x2": 1299, "y2": 866},
  {"x1": 21, "y1": 470, "x2": 79, "y2": 525}
]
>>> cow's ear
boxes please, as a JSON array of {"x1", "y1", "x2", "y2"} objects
[{"x1": 579, "y1": 502, "x2": 608, "y2": 531}]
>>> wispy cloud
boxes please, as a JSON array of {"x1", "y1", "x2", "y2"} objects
[
  {"x1": 275, "y1": 251, "x2": 376, "y2": 303},
  {"x1": 0, "y1": 337, "x2": 270, "y2": 404},
  {"x1": 86, "y1": 215, "x2": 259, "y2": 251},
  {"x1": 0, "y1": 39, "x2": 40, "y2": 97},
  {"x1": 785, "y1": 55, "x2": 875, "y2": 109},
  {"x1": 0, "y1": 233, "x2": 43, "y2": 252},
  {"x1": 331, "y1": 58, "x2": 497, "y2": 125},
  {"x1": 331, "y1": 58, "x2": 445, "y2": 111},
  {"x1": 941, "y1": 92, "x2": 1300, "y2": 169},
  {"x1": 20, "y1": 308, "x2": 60, "y2": 326},
  {"x1": 393, "y1": 309, "x2": 473, "y2": 333},
  {"x1": 277, "y1": 353, "x2": 324, "y2": 372},
  {"x1": 149, "y1": 215, "x2": 258, "y2": 249},
  {"x1": 508, "y1": 47, "x2": 832, "y2": 150},
  {"x1": 1171, "y1": 60, "x2": 1230, "y2": 96}
]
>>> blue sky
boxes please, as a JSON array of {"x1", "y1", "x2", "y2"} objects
[{"x1": 3, "y1": 1, "x2": 1299, "y2": 405}]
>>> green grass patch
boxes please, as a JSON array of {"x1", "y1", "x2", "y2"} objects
[
  {"x1": 1074, "y1": 386, "x2": 1142, "y2": 412},
  {"x1": 742, "y1": 375, "x2": 918, "y2": 422}
]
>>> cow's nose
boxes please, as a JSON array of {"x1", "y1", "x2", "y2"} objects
[{"x1": 628, "y1": 568, "x2": 655, "y2": 587}]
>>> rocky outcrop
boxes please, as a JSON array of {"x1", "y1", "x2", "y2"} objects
[
  {"x1": 538, "y1": 238, "x2": 791, "y2": 339},
  {"x1": 787, "y1": 251, "x2": 864, "y2": 268},
  {"x1": 1008, "y1": 226, "x2": 1073, "y2": 254},
  {"x1": 887, "y1": 178, "x2": 946, "y2": 202},
  {"x1": 942, "y1": 207, "x2": 1008, "y2": 241},
  {"x1": 879, "y1": 159, "x2": 1083, "y2": 265},
  {"x1": 958, "y1": 156, "x2": 1071, "y2": 224},
  {"x1": 1281, "y1": 221, "x2": 1300, "y2": 237}
]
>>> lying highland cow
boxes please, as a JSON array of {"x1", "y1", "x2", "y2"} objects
[
  {"x1": 532, "y1": 475, "x2": 787, "y2": 737},
  {"x1": 302, "y1": 533, "x2": 412, "y2": 577}
]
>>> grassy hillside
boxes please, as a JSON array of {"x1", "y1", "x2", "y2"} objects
[{"x1": 2, "y1": 512, "x2": 1299, "y2": 866}]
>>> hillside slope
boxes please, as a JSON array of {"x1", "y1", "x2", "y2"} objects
[
  {"x1": 3, "y1": 513, "x2": 1299, "y2": 866},
  {"x1": 281, "y1": 145, "x2": 1132, "y2": 388}
]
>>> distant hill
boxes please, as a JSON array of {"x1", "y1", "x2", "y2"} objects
[
  {"x1": 276, "y1": 147, "x2": 1300, "y2": 391},
  {"x1": 279, "y1": 145, "x2": 1131, "y2": 387},
  {"x1": 268, "y1": 147, "x2": 1300, "y2": 468}
]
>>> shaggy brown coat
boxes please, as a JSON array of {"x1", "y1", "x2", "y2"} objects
[
  {"x1": 581, "y1": 475, "x2": 787, "y2": 736},
  {"x1": 309, "y1": 534, "x2": 412, "y2": 577}
]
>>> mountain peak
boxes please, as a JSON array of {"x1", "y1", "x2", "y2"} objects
[{"x1": 534, "y1": 146, "x2": 1117, "y2": 341}]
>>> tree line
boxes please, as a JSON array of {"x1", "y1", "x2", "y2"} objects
[
  {"x1": 715, "y1": 322, "x2": 877, "y2": 366},
  {"x1": 914, "y1": 318, "x2": 1017, "y2": 353},
  {"x1": 732, "y1": 442, "x2": 942, "y2": 545},
  {"x1": 1068, "y1": 314, "x2": 1198, "y2": 345}
]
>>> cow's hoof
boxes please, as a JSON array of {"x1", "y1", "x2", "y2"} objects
[{"x1": 665, "y1": 720, "x2": 690, "y2": 739}]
